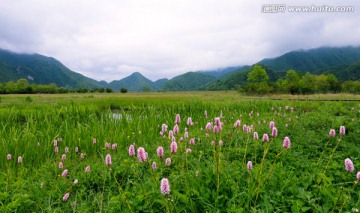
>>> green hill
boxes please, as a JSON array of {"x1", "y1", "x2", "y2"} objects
[
  {"x1": 162, "y1": 72, "x2": 216, "y2": 91},
  {"x1": 258, "y1": 46, "x2": 360, "y2": 73},
  {"x1": 108, "y1": 72, "x2": 159, "y2": 92},
  {"x1": 0, "y1": 49, "x2": 101, "y2": 88}
]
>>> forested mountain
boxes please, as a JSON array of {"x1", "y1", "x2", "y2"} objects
[
  {"x1": 0, "y1": 49, "x2": 101, "y2": 88},
  {"x1": 205, "y1": 46, "x2": 360, "y2": 90},
  {"x1": 258, "y1": 46, "x2": 360, "y2": 73},
  {"x1": 108, "y1": 72, "x2": 159, "y2": 92},
  {"x1": 162, "y1": 72, "x2": 216, "y2": 91}
]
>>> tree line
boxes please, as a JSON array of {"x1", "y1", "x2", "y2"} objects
[
  {"x1": 0, "y1": 79, "x2": 121, "y2": 94},
  {"x1": 241, "y1": 65, "x2": 360, "y2": 94}
]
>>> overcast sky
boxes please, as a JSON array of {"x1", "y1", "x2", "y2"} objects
[{"x1": 1, "y1": 0, "x2": 359, "y2": 82}]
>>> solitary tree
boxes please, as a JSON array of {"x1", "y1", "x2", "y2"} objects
[{"x1": 245, "y1": 65, "x2": 272, "y2": 94}]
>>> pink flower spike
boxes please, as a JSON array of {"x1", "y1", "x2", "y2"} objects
[
  {"x1": 53, "y1": 140, "x2": 57, "y2": 147},
  {"x1": 173, "y1": 124, "x2": 179, "y2": 135},
  {"x1": 189, "y1": 138, "x2": 195, "y2": 145},
  {"x1": 168, "y1": 130, "x2": 174, "y2": 138},
  {"x1": 160, "y1": 178, "x2": 170, "y2": 195},
  {"x1": 218, "y1": 140, "x2": 223, "y2": 146},
  {"x1": 329, "y1": 129, "x2": 336, "y2": 137},
  {"x1": 162, "y1": 124, "x2": 168, "y2": 132},
  {"x1": 254, "y1": 132, "x2": 259, "y2": 140},
  {"x1": 63, "y1": 193, "x2": 70, "y2": 201},
  {"x1": 186, "y1": 148, "x2": 192, "y2": 154},
  {"x1": 105, "y1": 142, "x2": 111, "y2": 148},
  {"x1": 18, "y1": 156, "x2": 22, "y2": 164},
  {"x1": 356, "y1": 172, "x2": 360, "y2": 180},
  {"x1": 271, "y1": 127, "x2": 278, "y2": 138},
  {"x1": 80, "y1": 153, "x2": 85, "y2": 159},
  {"x1": 345, "y1": 158, "x2": 354, "y2": 172},
  {"x1": 283, "y1": 136, "x2": 291, "y2": 149},
  {"x1": 85, "y1": 165, "x2": 90, "y2": 172},
  {"x1": 61, "y1": 154, "x2": 66, "y2": 161},
  {"x1": 269, "y1": 121, "x2": 275, "y2": 130},
  {"x1": 75, "y1": 147, "x2": 79, "y2": 153},
  {"x1": 128, "y1": 144, "x2": 135, "y2": 157},
  {"x1": 105, "y1": 154, "x2": 112, "y2": 166},
  {"x1": 157, "y1": 146, "x2": 164, "y2": 158},
  {"x1": 73, "y1": 179, "x2": 78, "y2": 185},
  {"x1": 340, "y1": 126, "x2": 346, "y2": 135},
  {"x1": 187, "y1": 117, "x2": 193, "y2": 126},
  {"x1": 247, "y1": 161, "x2": 253, "y2": 171},
  {"x1": 7, "y1": 154, "x2": 11, "y2": 160},
  {"x1": 165, "y1": 158, "x2": 171, "y2": 166},
  {"x1": 262, "y1": 134, "x2": 269, "y2": 142},
  {"x1": 65, "y1": 147, "x2": 69, "y2": 153},
  {"x1": 62, "y1": 169, "x2": 68, "y2": 177},
  {"x1": 93, "y1": 138, "x2": 97, "y2": 144},
  {"x1": 55, "y1": 146, "x2": 59, "y2": 153},
  {"x1": 175, "y1": 114, "x2": 181, "y2": 124},
  {"x1": 137, "y1": 147, "x2": 147, "y2": 162},
  {"x1": 170, "y1": 142, "x2": 178, "y2": 153},
  {"x1": 112, "y1": 143, "x2": 117, "y2": 150},
  {"x1": 152, "y1": 162, "x2": 157, "y2": 170},
  {"x1": 59, "y1": 162, "x2": 63, "y2": 169}
]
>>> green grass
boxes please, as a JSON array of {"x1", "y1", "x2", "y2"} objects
[{"x1": 0, "y1": 92, "x2": 359, "y2": 212}]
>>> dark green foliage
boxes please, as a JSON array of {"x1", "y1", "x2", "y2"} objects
[
  {"x1": 120, "y1": 88, "x2": 128, "y2": 93},
  {"x1": 163, "y1": 72, "x2": 217, "y2": 91}
]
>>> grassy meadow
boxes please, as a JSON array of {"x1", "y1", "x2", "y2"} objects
[{"x1": 0, "y1": 91, "x2": 359, "y2": 212}]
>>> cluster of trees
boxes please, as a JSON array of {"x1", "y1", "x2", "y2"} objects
[
  {"x1": 242, "y1": 65, "x2": 360, "y2": 94},
  {"x1": 0, "y1": 79, "x2": 118, "y2": 94}
]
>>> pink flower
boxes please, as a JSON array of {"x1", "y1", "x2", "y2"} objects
[
  {"x1": 345, "y1": 158, "x2": 354, "y2": 172},
  {"x1": 18, "y1": 156, "x2": 22, "y2": 164},
  {"x1": 271, "y1": 127, "x2": 278, "y2": 138},
  {"x1": 128, "y1": 144, "x2": 135, "y2": 156},
  {"x1": 59, "y1": 162, "x2": 63, "y2": 169},
  {"x1": 329, "y1": 129, "x2": 336, "y2": 137},
  {"x1": 171, "y1": 136, "x2": 176, "y2": 143},
  {"x1": 175, "y1": 114, "x2": 181, "y2": 124},
  {"x1": 247, "y1": 126, "x2": 251, "y2": 134},
  {"x1": 170, "y1": 142, "x2": 178, "y2": 153},
  {"x1": 254, "y1": 132, "x2": 259, "y2": 140},
  {"x1": 61, "y1": 154, "x2": 66, "y2": 161},
  {"x1": 105, "y1": 154, "x2": 112, "y2": 166},
  {"x1": 165, "y1": 158, "x2": 171, "y2": 166},
  {"x1": 63, "y1": 193, "x2": 70, "y2": 201},
  {"x1": 283, "y1": 136, "x2": 291, "y2": 149},
  {"x1": 93, "y1": 138, "x2": 97, "y2": 144},
  {"x1": 214, "y1": 117, "x2": 221, "y2": 127},
  {"x1": 53, "y1": 140, "x2": 57, "y2": 147},
  {"x1": 105, "y1": 142, "x2": 111, "y2": 148},
  {"x1": 168, "y1": 130, "x2": 174, "y2": 138},
  {"x1": 75, "y1": 147, "x2": 79, "y2": 153},
  {"x1": 242, "y1": 124, "x2": 247, "y2": 132},
  {"x1": 184, "y1": 131, "x2": 189, "y2": 139},
  {"x1": 247, "y1": 161, "x2": 253, "y2": 171},
  {"x1": 235, "y1": 120, "x2": 241, "y2": 128},
  {"x1": 7, "y1": 154, "x2": 11, "y2": 160},
  {"x1": 189, "y1": 138, "x2": 195, "y2": 145},
  {"x1": 80, "y1": 153, "x2": 85, "y2": 159},
  {"x1": 137, "y1": 147, "x2": 147, "y2": 162},
  {"x1": 162, "y1": 124, "x2": 168, "y2": 132},
  {"x1": 270, "y1": 121, "x2": 275, "y2": 130},
  {"x1": 85, "y1": 165, "x2": 90, "y2": 172},
  {"x1": 204, "y1": 110, "x2": 208, "y2": 118},
  {"x1": 73, "y1": 179, "x2": 78, "y2": 185},
  {"x1": 187, "y1": 117, "x2": 193, "y2": 126},
  {"x1": 340, "y1": 126, "x2": 345, "y2": 135},
  {"x1": 211, "y1": 141, "x2": 215, "y2": 146},
  {"x1": 356, "y1": 172, "x2": 360, "y2": 180},
  {"x1": 65, "y1": 147, "x2": 69, "y2": 153},
  {"x1": 173, "y1": 124, "x2": 179, "y2": 135},
  {"x1": 152, "y1": 162, "x2": 157, "y2": 170},
  {"x1": 62, "y1": 169, "x2": 68, "y2": 177},
  {"x1": 186, "y1": 148, "x2": 192, "y2": 154},
  {"x1": 160, "y1": 178, "x2": 170, "y2": 195},
  {"x1": 219, "y1": 140, "x2": 223, "y2": 146},
  {"x1": 262, "y1": 134, "x2": 269, "y2": 142},
  {"x1": 55, "y1": 146, "x2": 59, "y2": 153},
  {"x1": 157, "y1": 146, "x2": 164, "y2": 158},
  {"x1": 112, "y1": 143, "x2": 117, "y2": 150},
  {"x1": 205, "y1": 122, "x2": 212, "y2": 131}
]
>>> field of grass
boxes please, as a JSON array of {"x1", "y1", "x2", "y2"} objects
[{"x1": 0, "y1": 92, "x2": 359, "y2": 212}]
